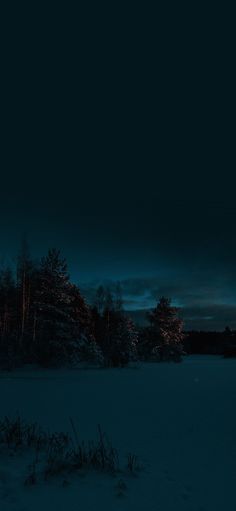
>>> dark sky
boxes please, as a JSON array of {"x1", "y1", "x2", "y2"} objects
[{"x1": 1, "y1": 7, "x2": 235, "y2": 330}]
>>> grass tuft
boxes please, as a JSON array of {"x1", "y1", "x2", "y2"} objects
[{"x1": 0, "y1": 415, "x2": 140, "y2": 486}]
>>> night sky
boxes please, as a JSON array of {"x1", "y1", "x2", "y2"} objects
[{"x1": 1, "y1": 7, "x2": 235, "y2": 330}]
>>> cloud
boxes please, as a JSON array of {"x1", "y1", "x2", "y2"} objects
[
  {"x1": 80, "y1": 269, "x2": 236, "y2": 330},
  {"x1": 182, "y1": 303, "x2": 236, "y2": 330},
  {"x1": 127, "y1": 303, "x2": 236, "y2": 331}
]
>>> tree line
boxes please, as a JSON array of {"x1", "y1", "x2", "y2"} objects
[
  {"x1": 184, "y1": 327, "x2": 236, "y2": 356},
  {"x1": 0, "y1": 243, "x2": 185, "y2": 369}
]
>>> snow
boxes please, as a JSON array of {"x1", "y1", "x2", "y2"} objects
[{"x1": 0, "y1": 355, "x2": 236, "y2": 510}]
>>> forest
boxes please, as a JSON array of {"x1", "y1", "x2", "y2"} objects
[{"x1": 0, "y1": 243, "x2": 235, "y2": 370}]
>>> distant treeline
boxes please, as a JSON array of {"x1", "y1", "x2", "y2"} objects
[{"x1": 183, "y1": 328, "x2": 236, "y2": 356}]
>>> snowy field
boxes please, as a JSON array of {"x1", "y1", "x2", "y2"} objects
[{"x1": 0, "y1": 355, "x2": 236, "y2": 511}]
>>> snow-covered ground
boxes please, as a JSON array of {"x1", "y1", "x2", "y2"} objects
[{"x1": 0, "y1": 355, "x2": 236, "y2": 510}]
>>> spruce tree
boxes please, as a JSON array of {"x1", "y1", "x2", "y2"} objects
[
  {"x1": 34, "y1": 249, "x2": 74, "y2": 365},
  {"x1": 148, "y1": 296, "x2": 184, "y2": 362},
  {"x1": 33, "y1": 249, "x2": 103, "y2": 367}
]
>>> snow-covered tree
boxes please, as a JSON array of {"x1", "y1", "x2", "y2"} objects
[
  {"x1": 33, "y1": 249, "x2": 75, "y2": 365},
  {"x1": 148, "y1": 297, "x2": 184, "y2": 362},
  {"x1": 33, "y1": 249, "x2": 103, "y2": 367}
]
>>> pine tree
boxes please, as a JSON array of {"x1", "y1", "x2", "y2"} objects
[
  {"x1": 34, "y1": 249, "x2": 74, "y2": 366},
  {"x1": 148, "y1": 296, "x2": 184, "y2": 362},
  {"x1": 32, "y1": 250, "x2": 103, "y2": 367}
]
